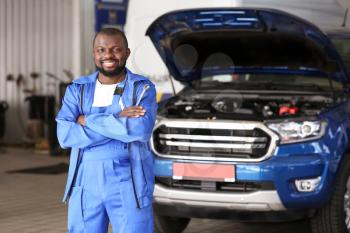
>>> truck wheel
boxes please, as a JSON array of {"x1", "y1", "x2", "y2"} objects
[
  {"x1": 310, "y1": 156, "x2": 350, "y2": 233},
  {"x1": 154, "y1": 214, "x2": 191, "y2": 233}
]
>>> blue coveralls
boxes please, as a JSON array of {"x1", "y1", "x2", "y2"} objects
[{"x1": 56, "y1": 68, "x2": 157, "y2": 233}]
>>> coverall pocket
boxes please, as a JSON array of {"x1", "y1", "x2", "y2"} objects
[
  {"x1": 68, "y1": 186, "x2": 84, "y2": 232},
  {"x1": 113, "y1": 160, "x2": 131, "y2": 182},
  {"x1": 119, "y1": 180, "x2": 153, "y2": 221}
]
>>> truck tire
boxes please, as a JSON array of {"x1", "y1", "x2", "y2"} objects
[
  {"x1": 154, "y1": 214, "x2": 191, "y2": 233},
  {"x1": 310, "y1": 156, "x2": 350, "y2": 233}
]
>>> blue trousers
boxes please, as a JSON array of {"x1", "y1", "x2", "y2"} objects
[{"x1": 67, "y1": 152, "x2": 154, "y2": 233}]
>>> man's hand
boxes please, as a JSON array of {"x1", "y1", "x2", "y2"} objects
[
  {"x1": 119, "y1": 106, "x2": 146, "y2": 118},
  {"x1": 77, "y1": 115, "x2": 85, "y2": 126}
]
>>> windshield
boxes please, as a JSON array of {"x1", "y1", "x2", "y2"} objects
[
  {"x1": 331, "y1": 38, "x2": 350, "y2": 73},
  {"x1": 199, "y1": 73, "x2": 343, "y2": 91}
]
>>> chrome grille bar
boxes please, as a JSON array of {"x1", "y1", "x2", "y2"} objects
[
  {"x1": 159, "y1": 133, "x2": 267, "y2": 142},
  {"x1": 164, "y1": 141, "x2": 266, "y2": 149},
  {"x1": 162, "y1": 120, "x2": 258, "y2": 130}
]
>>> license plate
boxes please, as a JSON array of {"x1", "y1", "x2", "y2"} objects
[{"x1": 173, "y1": 162, "x2": 235, "y2": 182}]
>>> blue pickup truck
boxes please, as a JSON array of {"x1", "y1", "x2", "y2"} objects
[{"x1": 146, "y1": 8, "x2": 350, "y2": 233}]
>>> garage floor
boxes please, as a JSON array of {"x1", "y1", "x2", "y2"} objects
[{"x1": 0, "y1": 148, "x2": 311, "y2": 233}]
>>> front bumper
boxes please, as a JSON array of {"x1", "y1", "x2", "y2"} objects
[
  {"x1": 154, "y1": 150, "x2": 337, "y2": 210},
  {"x1": 154, "y1": 183, "x2": 286, "y2": 211},
  {"x1": 153, "y1": 183, "x2": 315, "y2": 221}
]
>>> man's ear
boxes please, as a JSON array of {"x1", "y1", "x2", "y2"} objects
[{"x1": 126, "y1": 48, "x2": 131, "y2": 58}]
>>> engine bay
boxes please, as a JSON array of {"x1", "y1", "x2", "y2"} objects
[{"x1": 159, "y1": 89, "x2": 340, "y2": 121}]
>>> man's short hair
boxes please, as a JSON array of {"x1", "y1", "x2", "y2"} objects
[{"x1": 93, "y1": 27, "x2": 129, "y2": 48}]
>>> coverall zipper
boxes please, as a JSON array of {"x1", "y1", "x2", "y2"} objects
[
  {"x1": 130, "y1": 162, "x2": 141, "y2": 209},
  {"x1": 129, "y1": 84, "x2": 141, "y2": 209}
]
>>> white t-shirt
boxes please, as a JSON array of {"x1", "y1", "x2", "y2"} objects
[{"x1": 92, "y1": 79, "x2": 118, "y2": 107}]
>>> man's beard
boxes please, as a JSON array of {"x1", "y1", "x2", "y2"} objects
[{"x1": 96, "y1": 62, "x2": 126, "y2": 77}]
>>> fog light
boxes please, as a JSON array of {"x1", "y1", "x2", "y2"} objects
[{"x1": 295, "y1": 177, "x2": 321, "y2": 192}]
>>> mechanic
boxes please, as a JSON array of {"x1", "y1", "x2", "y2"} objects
[{"x1": 56, "y1": 27, "x2": 157, "y2": 233}]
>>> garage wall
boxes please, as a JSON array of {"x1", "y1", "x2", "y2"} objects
[
  {"x1": 80, "y1": 0, "x2": 96, "y2": 76},
  {"x1": 0, "y1": 0, "x2": 78, "y2": 143}
]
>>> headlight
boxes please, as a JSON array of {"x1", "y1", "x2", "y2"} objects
[{"x1": 266, "y1": 120, "x2": 327, "y2": 144}]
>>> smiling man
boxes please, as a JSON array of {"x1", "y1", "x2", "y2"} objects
[{"x1": 56, "y1": 28, "x2": 157, "y2": 233}]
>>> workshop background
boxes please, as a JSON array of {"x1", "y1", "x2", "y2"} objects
[
  {"x1": 0, "y1": 0, "x2": 349, "y2": 147},
  {"x1": 0, "y1": 1, "x2": 349, "y2": 233}
]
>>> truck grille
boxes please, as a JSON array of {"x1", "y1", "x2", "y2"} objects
[
  {"x1": 151, "y1": 119, "x2": 278, "y2": 162},
  {"x1": 156, "y1": 177, "x2": 275, "y2": 193}
]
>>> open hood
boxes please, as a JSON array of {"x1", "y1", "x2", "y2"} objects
[{"x1": 146, "y1": 8, "x2": 349, "y2": 84}]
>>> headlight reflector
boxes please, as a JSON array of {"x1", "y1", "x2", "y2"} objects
[{"x1": 266, "y1": 120, "x2": 327, "y2": 144}]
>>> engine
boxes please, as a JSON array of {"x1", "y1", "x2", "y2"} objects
[{"x1": 159, "y1": 90, "x2": 335, "y2": 120}]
